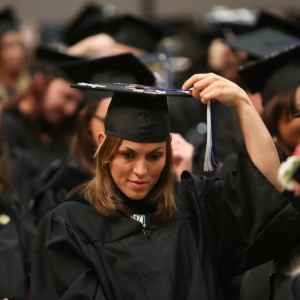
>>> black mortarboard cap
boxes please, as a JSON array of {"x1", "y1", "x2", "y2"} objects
[
  {"x1": 256, "y1": 11, "x2": 300, "y2": 37},
  {"x1": 0, "y1": 7, "x2": 18, "y2": 38},
  {"x1": 61, "y1": 4, "x2": 105, "y2": 46},
  {"x1": 58, "y1": 53, "x2": 155, "y2": 85},
  {"x1": 59, "y1": 53, "x2": 155, "y2": 101},
  {"x1": 225, "y1": 28, "x2": 300, "y2": 59},
  {"x1": 34, "y1": 43, "x2": 84, "y2": 81},
  {"x1": 238, "y1": 43, "x2": 300, "y2": 105},
  {"x1": 71, "y1": 83, "x2": 192, "y2": 142},
  {"x1": 107, "y1": 15, "x2": 174, "y2": 52}
]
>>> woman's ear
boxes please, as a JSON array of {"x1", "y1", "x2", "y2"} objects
[{"x1": 97, "y1": 132, "x2": 106, "y2": 146}]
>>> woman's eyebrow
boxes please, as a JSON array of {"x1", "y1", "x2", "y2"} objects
[{"x1": 119, "y1": 146, "x2": 165, "y2": 152}]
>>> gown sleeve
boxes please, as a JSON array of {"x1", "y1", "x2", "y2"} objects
[
  {"x1": 273, "y1": 276, "x2": 300, "y2": 300},
  {"x1": 182, "y1": 147, "x2": 300, "y2": 279},
  {"x1": 30, "y1": 212, "x2": 106, "y2": 300}
]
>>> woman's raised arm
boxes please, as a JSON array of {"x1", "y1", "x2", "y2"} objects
[{"x1": 182, "y1": 73, "x2": 284, "y2": 192}]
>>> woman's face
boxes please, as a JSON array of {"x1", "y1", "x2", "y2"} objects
[
  {"x1": 109, "y1": 139, "x2": 167, "y2": 200},
  {"x1": 0, "y1": 31, "x2": 26, "y2": 75},
  {"x1": 277, "y1": 87, "x2": 300, "y2": 155},
  {"x1": 89, "y1": 98, "x2": 111, "y2": 142},
  {"x1": 41, "y1": 78, "x2": 84, "y2": 124}
]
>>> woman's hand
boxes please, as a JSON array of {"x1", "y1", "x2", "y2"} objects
[
  {"x1": 182, "y1": 73, "x2": 249, "y2": 107},
  {"x1": 171, "y1": 133, "x2": 194, "y2": 181},
  {"x1": 183, "y1": 73, "x2": 284, "y2": 192}
]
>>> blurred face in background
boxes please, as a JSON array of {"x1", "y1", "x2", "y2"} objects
[
  {"x1": 0, "y1": 31, "x2": 27, "y2": 76},
  {"x1": 89, "y1": 97, "x2": 111, "y2": 142},
  {"x1": 40, "y1": 78, "x2": 84, "y2": 125},
  {"x1": 277, "y1": 87, "x2": 300, "y2": 155}
]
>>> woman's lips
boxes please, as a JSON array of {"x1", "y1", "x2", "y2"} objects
[{"x1": 129, "y1": 180, "x2": 149, "y2": 189}]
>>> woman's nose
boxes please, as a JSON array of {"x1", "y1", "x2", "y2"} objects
[{"x1": 133, "y1": 159, "x2": 148, "y2": 177}]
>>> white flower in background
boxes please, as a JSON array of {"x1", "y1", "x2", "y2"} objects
[{"x1": 278, "y1": 156, "x2": 300, "y2": 191}]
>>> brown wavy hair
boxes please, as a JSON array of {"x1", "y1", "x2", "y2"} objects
[
  {"x1": 79, "y1": 135, "x2": 177, "y2": 223},
  {"x1": 4, "y1": 73, "x2": 81, "y2": 145},
  {"x1": 262, "y1": 88, "x2": 297, "y2": 137},
  {"x1": 70, "y1": 100, "x2": 100, "y2": 177}
]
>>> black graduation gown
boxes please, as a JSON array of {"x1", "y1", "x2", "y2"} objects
[
  {"x1": 0, "y1": 192, "x2": 35, "y2": 300},
  {"x1": 30, "y1": 149, "x2": 300, "y2": 300},
  {"x1": 273, "y1": 276, "x2": 300, "y2": 300},
  {"x1": 2, "y1": 112, "x2": 70, "y2": 171},
  {"x1": 31, "y1": 164, "x2": 89, "y2": 225}
]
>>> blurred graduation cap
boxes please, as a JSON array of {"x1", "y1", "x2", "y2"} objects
[
  {"x1": 34, "y1": 43, "x2": 84, "y2": 81},
  {"x1": 225, "y1": 28, "x2": 300, "y2": 59},
  {"x1": 238, "y1": 43, "x2": 300, "y2": 105},
  {"x1": 256, "y1": 11, "x2": 300, "y2": 37},
  {"x1": 61, "y1": 4, "x2": 105, "y2": 46},
  {"x1": 0, "y1": 7, "x2": 18, "y2": 38},
  {"x1": 224, "y1": 10, "x2": 300, "y2": 59},
  {"x1": 106, "y1": 15, "x2": 175, "y2": 52},
  {"x1": 59, "y1": 53, "x2": 156, "y2": 101}
]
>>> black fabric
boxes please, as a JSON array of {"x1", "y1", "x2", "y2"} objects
[
  {"x1": 59, "y1": 53, "x2": 155, "y2": 86},
  {"x1": 0, "y1": 7, "x2": 17, "y2": 38},
  {"x1": 31, "y1": 164, "x2": 89, "y2": 225},
  {"x1": 238, "y1": 43, "x2": 300, "y2": 103},
  {"x1": 225, "y1": 28, "x2": 300, "y2": 59},
  {"x1": 105, "y1": 92, "x2": 170, "y2": 142},
  {"x1": 61, "y1": 4, "x2": 104, "y2": 46},
  {"x1": 108, "y1": 15, "x2": 171, "y2": 52},
  {"x1": 0, "y1": 192, "x2": 35, "y2": 300},
  {"x1": 30, "y1": 148, "x2": 300, "y2": 299},
  {"x1": 274, "y1": 276, "x2": 300, "y2": 300}
]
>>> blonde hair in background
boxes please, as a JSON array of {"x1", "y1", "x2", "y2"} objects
[{"x1": 0, "y1": 69, "x2": 31, "y2": 103}]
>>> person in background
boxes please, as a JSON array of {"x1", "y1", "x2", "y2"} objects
[
  {"x1": 0, "y1": 44, "x2": 84, "y2": 207},
  {"x1": 0, "y1": 7, "x2": 31, "y2": 103},
  {"x1": 2, "y1": 44, "x2": 84, "y2": 170},
  {"x1": 238, "y1": 42, "x2": 300, "y2": 300},
  {"x1": 31, "y1": 53, "x2": 193, "y2": 225},
  {"x1": 0, "y1": 122, "x2": 35, "y2": 300}
]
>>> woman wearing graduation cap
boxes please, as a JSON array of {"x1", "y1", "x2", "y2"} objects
[
  {"x1": 30, "y1": 72, "x2": 300, "y2": 300},
  {"x1": 31, "y1": 52, "x2": 193, "y2": 225}
]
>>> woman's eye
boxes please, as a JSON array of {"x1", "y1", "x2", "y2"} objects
[
  {"x1": 149, "y1": 154, "x2": 162, "y2": 160},
  {"x1": 122, "y1": 153, "x2": 133, "y2": 159}
]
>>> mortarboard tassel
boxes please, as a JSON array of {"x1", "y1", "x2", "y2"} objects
[{"x1": 204, "y1": 101, "x2": 219, "y2": 172}]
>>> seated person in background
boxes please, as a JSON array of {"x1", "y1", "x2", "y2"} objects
[
  {"x1": 2, "y1": 45, "x2": 84, "y2": 176},
  {"x1": 0, "y1": 7, "x2": 31, "y2": 103},
  {"x1": 0, "y1": 132, "x2": 35, "y2": 300}
]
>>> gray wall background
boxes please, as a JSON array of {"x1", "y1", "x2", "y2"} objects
[{"x1": 0, "y1": 0, "x2": 300, "y2": 24}]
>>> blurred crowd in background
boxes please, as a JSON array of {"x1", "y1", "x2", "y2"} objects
[{"x1": 1, "y1": 2, "x2": 300, "y2": 299}]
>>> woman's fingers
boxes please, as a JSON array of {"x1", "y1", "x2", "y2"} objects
[
  {"x1": 182, "y1": 73, "x2": 208, "y2": 90},
  {"x1": 183, "y1": 73, "x2": 249, "y2": 107}
]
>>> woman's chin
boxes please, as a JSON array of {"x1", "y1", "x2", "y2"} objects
[{"x1": 122, "y1": 190, "x2": 147, "y2": 201}]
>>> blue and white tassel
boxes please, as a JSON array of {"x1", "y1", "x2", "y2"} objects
[{"x1": 204, "y1": 101, "x2": 219, "y2": 172}]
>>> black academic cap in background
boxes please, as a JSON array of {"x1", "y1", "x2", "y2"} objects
[
  {"x1": 238, "y1": 43, "x2": 300, "y2": 105},
  {"x1": 34, "y1": 43, "x2": 84, "y2": 81},
  {"x1": 59, "y1": 53, "x2": 155, "y2": 101},
  {"x1": 59, "y1": 53, "x2": 155, "y2": 85},
  {"x1": 225, "y1": 28, "x2": 300, "y2": 59},
  {"x1": 71, "y1": 83, "x2": 192, "y2": 142},
  {"x1": 61, "y1": 4, "x2": 104, "y2": 46},
  {"x1": 224, "y1": 10, "x2": 300, "y2": 59},
  {"x1": 256, "y1": 11, "x2": 300, "y2": 37},
  {"x1": 107, "y1": 14, "x2": 174, "y2": 52},
  {"x1": 0, "y1": 7, "x2": 18, "y2": 38}
]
